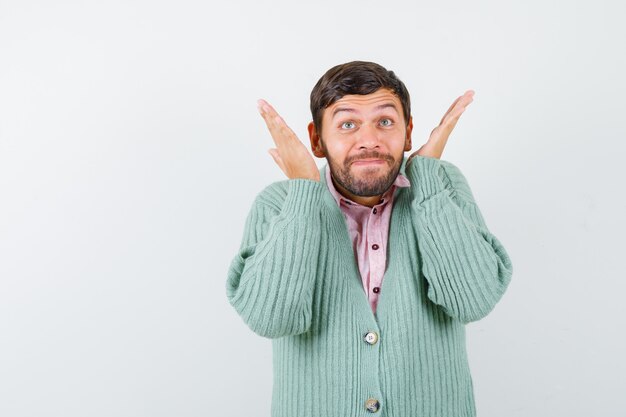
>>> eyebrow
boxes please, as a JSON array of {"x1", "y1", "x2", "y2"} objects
[{"x1": 331, "y1": 103, "x2": 399, "y2": 119}]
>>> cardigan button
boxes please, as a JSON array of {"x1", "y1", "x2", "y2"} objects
[
  {"x1": 365, "y1": 398, "x2": 380, "y2": 412},
  {"x1": 364, "y1": 331, "x2": 379, "y2": 345}
]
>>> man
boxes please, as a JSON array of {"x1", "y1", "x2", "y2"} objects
[{"x1": 226, "y1": 61, "x2": 513, "y2": 417}]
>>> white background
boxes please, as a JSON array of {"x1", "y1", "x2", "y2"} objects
[{"x1": 1, "y1": 0, "x2": 625, "y2": 416}]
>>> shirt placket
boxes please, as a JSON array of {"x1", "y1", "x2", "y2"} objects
[{"x1": 368, "y1": 201, "x2": 385, "y2": 312}]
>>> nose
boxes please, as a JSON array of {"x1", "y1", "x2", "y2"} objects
[{"x1": 355, "y1": 122, "x2": 381, "y2": 149}]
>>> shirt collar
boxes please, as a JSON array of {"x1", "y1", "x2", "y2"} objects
[{"x1": 325, "y1": 163, "x2": 411, "y2": 208}]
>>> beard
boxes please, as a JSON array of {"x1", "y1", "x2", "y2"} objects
[{"x1": 325, "y1": 148, "x2": 403, "y2": 197}]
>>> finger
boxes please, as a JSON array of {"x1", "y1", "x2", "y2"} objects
[
  {"x1": 257, "y1": 99, "x2": 282, "y2": 122},
  {"x1": 439, "y1": 90, "x2": 475, "y2": 126},
  {"x1": 457, "y1": 90, "x2": 475, "y2": 110},
  {"x1": 455, "y1": 90, "x2": 475, "y2": 112},
  {"x1": 257, "y1": 99, "x2": 294, "y2": 148},
  {"x1": 439, "y1": 90, "x2": 472, "y2": 120},
  {"x1": 269, "y1": 115, "x2": 299, "y2": 151},
  {"x1": 441, "y1": 95, "x2": 469, "y2": 123},
  {"x1": 441, "y1": 96, "x2": 463, "y2": 120},
  {"x1": 257, "y1": 99, "x2": 296, "y2": 132},
  {"x1": 257, "y1": 99, "x2": 278, "y2": 128},
  {"x1": 273, "y1": 114, "x2": 299, "y2": 141},
  {"x1": 257, "y1": 99, "x2": 282, "y2": 130},
  {"x1": 442, "y1": 90, "x2": 474, "y2": 117}
]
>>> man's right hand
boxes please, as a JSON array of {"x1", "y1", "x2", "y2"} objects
[{"x1": 257, "y1": 99, "x2": 320, "y2": 182}]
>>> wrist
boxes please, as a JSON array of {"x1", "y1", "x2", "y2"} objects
[
  {"x1": 406, "y1": 155, "x2": 445, "y2": 202},
  {"x1": 291, "y1": 173, "x2": 320, "y2": 182}
]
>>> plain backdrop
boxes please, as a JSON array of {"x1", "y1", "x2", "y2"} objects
[{"x1": 1, "y1": 0, "x2": 625, "y2": 416}]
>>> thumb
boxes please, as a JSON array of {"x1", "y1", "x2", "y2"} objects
[{"x1": 268, "y1": 148, "x2": 286, "y2": 171}]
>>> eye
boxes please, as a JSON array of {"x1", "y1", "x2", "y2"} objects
[
  {"x1": 341, "y1": 121, "x2": 356, "y2": 129},
  {"x1": 380, "y1": 118, "x2": 393, "y2": 127}
]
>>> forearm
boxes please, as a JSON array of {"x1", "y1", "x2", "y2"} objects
[
  {"x1": 226, "y1": 179, "x2": 324, "y2": 338},
  {"x1": 407, "y1": 155, "x2": 513, "y2": 323}
]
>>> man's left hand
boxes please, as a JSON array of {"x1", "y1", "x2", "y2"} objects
[{"x1": 409, "y1": 90, "x2": 475, "y2": 161}]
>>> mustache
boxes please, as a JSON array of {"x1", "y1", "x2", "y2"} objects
[{"x1": 347, "y1": 152, "x2": 393, "y2": 165}]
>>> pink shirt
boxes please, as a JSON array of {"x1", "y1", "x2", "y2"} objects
[{"x1": 325, "y1": 166, "x2": 411, "y2": 314}]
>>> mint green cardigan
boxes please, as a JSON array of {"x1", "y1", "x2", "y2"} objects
[{"x1": 226, "y1": 154, "x2": 513, "y2": 417}]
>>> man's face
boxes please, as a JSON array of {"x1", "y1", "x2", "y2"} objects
[{"x1": 308, "y1": 88, "x2": 413, "y2": 197}]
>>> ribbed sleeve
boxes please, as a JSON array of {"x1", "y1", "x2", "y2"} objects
[
  {"x1": 406, "y1": 155, "x2": 513, "y2": 324},
  {"x1": 225, "y1": 178, "x2": 324, "y2": 338}
]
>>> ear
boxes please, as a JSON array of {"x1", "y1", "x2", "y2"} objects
[
  {"x1": 308, "y1": 121, "x2": 326, "y2": 158},
  {"x1": 404, "y1": 116, "x2": 413, "y2": 152}
]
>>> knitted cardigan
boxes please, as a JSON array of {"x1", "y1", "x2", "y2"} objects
[{"x1": 226, "y1": 154, "x2": 513, "y2": 417}]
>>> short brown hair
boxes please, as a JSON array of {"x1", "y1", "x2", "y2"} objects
[{"x1": 309, "y1": 61, "x2": 411, "y2": 135}]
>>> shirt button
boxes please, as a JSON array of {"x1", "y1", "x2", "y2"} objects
[
  {"x1": 365, "y1": 398, "x2": 380, "y2": 412},
  {"x1": 363, "y1": 331, "x2": 379, "y2": 345},
  {"x1": 372, "y1": 244, "x2": 379, "y2": 250},
  {"x1": 373, "y1": 287, "x2": 380, "y2": 293},
  {"x1": 373, "y1": 208, "x2": 377, "y2": 214}
]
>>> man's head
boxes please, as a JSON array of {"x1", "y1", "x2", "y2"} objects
[{"x1": 307, "y1": 61, "x2": 413, "y2": 198}]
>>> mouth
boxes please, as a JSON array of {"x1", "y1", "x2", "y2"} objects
[{"x1": 352, "y1": 159, "x2": 386, "y2": 166}]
